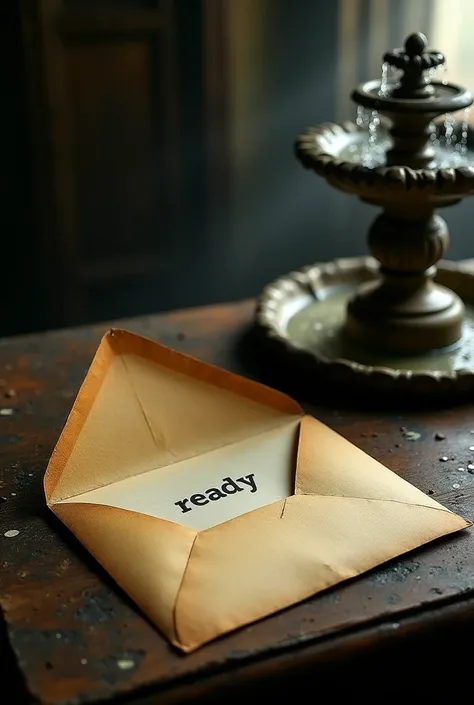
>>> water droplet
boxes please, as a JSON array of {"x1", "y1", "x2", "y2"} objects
[{"x1": 404, "y1": 431, "x2": 421, "y2": 441}]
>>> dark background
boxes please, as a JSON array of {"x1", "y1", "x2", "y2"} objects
[{"x1": 3, "y1": 0, "x2": 474, "y2": 337}]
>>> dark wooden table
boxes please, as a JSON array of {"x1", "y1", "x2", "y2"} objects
[{"x1": 2, "y1": 298, "x2": 474, "y2": 704}]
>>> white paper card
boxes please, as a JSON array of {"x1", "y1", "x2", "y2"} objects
[{"x1": 59, "y1": 420, "x2": 299, "y2": 530}]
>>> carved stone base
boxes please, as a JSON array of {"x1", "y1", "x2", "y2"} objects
[{"x1": 346, "y1": 279, "x2": 465, "y2": 353}]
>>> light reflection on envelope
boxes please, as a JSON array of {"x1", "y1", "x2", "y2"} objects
[{"x1": 44, "y1": 329, "x2": 470, "y2": 652}]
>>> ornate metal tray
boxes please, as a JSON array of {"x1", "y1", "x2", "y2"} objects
[{"x1": 256, "y1": 257, "x2": 474, "y2": 405}]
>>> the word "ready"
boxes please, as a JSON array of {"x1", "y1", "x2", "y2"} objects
[{"x1": 174, "y1": 474, "x2": 257, "y2": 514}]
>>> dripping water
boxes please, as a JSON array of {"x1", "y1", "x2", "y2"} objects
[
  {"x1": 356, "y1": 105, "x2": 371, "y2": 128},
  {"x1": 368, "y1": 110, "x2": 380, "y2": 147},
  {"x1": 444, "y1": 112, "x2": 456, "y2": 148},
  {"x1": 458, "y1": 107, "x2": 470, "y2": 156},
  {"x1": 440, "y1": 62, "x2": 449, "y2": 86},
  {"x1": 348, "y1": 61, "x2": 472, "y2": 169},
  {"x1": 378, "y1": 61, "x2": 402, "y2": 97},
  {"x1": 430, "y1": 129, "x2": 440, "y2": 149},
  {"x1": 379, "y1": 62, "x2": 389, "y2": 97}
]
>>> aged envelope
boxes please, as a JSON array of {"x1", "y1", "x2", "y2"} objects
[{"x1": 44, "y1": 329, "x2": 470, "y2": 652}]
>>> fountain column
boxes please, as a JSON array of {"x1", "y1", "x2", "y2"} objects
[{"x1": 346, "y1": 206, "x2": 462, "y2": 353}]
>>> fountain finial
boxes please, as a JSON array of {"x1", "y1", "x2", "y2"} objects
[
  {"x1": 384, "y1": 32, "x2": 444, "y2": 99},
  {"x1": 404, "y1": 32, "x2": 428, "y2": 56}
]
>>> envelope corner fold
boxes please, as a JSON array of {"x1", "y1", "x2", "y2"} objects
[
  {"x1": 53, "y1": 502, "x2": 197, "y2": 644},
  {"x1": 44, "y1": 333, "x2": 119, "y2": 504},
  {"x1": 169, "y1": 491, "x2": 469, "y2": 652}
]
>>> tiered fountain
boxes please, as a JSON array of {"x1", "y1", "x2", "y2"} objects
[{"x1": 257, "y1": 33, "x2": 474, "y2": 402}]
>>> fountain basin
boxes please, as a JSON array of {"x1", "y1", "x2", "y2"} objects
[
  {"x1": 256, "y1": 257, "x2": 474, "y2": 405},
  {"x1": 353, "y1": 79, "x2": 472, "y2": 115},
  {"x1": 296, "y1": 121, "x2": 474, "y2": 207}
]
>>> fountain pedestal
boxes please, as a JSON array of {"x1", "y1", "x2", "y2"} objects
[
  {"x1": 342, "y1": 32, "x2": 472, "y2": 354},
  {"x1": 346, "y1": 209, "x2": 464, "y2": 353}
]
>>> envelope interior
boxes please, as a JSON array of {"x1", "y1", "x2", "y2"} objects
[
  {"x1": 58, "y1": 420, "x2": 300, "y2": 530},
  {"x1": 49, "y1": 340, "x2": 302, "y2": 529}
]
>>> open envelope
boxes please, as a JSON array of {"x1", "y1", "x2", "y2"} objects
[{"x1": 44, "y1": 329, "x2": 470, "y2": 652}]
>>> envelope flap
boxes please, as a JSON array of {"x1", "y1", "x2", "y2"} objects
[
  {"x1": 45, "y1": 336, "x2": 159, "y2": 504},
  {"x1": 296, "y1": 415, "x2": 446, "y2": 510},
  {"x1": 45, "y1": 330, "x2": 302, "y2": 504},
  {"x1": 53, "y1": 502, "x2": 196, "y2": 643},
  {"x1": 174, "y1": 493, "x2": 468, "y2": 652}
]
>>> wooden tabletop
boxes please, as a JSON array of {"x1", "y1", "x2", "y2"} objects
[{"x1": 1, "y1": 298, "x2": 474, "y2": 704}]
